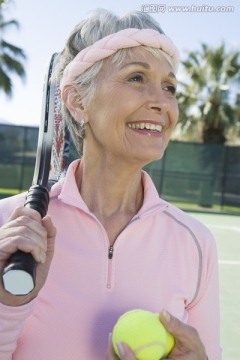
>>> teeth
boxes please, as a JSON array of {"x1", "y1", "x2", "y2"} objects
[{"x1": 128, "y1": 123, "x2": 163, "y2": 132}]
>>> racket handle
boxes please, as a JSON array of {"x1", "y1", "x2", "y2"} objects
[
  {"x1": 2, "y1": 185, "x2": 49, "y2": 295},
  {"x1": 24, "y1": 185, "x2": 49, "y2": 217}
]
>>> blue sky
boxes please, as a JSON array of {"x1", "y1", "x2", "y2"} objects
[{"x1": 0, "y1": 0, "x2": 239, "y2": 126}]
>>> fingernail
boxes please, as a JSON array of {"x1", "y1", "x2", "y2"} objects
[
  {"x1": 39, "y1": 252, "x2": 46, "y2": 263},
  {"x1": 117, "y1": 342, "x2": 125, "y2": 357},
  {"x1": 162, "y1": 309, "x2": 171, "y2": 323}
]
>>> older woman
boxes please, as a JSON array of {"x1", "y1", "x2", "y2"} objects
[{"x1": 0, "y1": 9, "x2": 221, "y2": 360}]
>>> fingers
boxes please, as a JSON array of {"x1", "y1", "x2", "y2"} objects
[
  {"x1": 0, "y1": 207, "x2": 55, "y2": 264},
  {"x1": 42, "y1": 215, "x2": 56, "y2": 262},
  {"x1": 160, "y1": 309, "x2": 188, "y2": 337},
  {"x1": 8, "y1": 206, "x2": 42, "y2": 223},
  {"x1": 160, "y1": 309, "x2": 197, "y2": 341},
  {"x1": 107, "y1": 334, "x2": 136, "y2": 360},
  {"x1": 159, "y1": 310, "x2": 207, "y2": 359},
  {"x1": 117, "y1": 343, "x2": 136, "y2": 359},
  {"x1": 106, "y1": 333, "x2": 118, "y2": 360},
  {"x1": 0, "y1": 207, "x2": 56, "y2": 306},
  {"x1": 42, "y1": 215, "x2": 56, "y2": 240}
]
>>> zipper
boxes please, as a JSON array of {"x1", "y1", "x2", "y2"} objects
[
  {"x1": 107, "y1": 245, "x2": 114, "y2": 289},
  {"x1": 105, "y1": 212, "x2": 161, "y2": 289},
  {"x1": 106, "y1": 218, "x2": 138, "y2": 289},
  {"x1": 108, "y1": 245, "x2": 114, "y2": 259}
]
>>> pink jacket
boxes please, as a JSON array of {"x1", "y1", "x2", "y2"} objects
[{"x1": 0, "y1": 160, "x2": 221, "y2": 359}]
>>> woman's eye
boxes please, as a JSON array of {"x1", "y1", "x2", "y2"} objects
[
  {"x1": 164, "y1": 85, "x2": 176, "y2": 95},
  {"x1": 128, "y1": 74, "x2": 144, "y2": 83}
]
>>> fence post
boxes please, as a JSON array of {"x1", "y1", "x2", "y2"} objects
[
  {"x1": 158, "y1": 149, "x2": 167, "y2": 196},
  {"x1": 19, "y1": 126, "x2": 28, "y2": 192},
  {"x1": 220, "y1": 145, "x2": 228, "y2": 211}
]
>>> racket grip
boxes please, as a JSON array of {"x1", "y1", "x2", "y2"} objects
[
  {"x1": 2, "y1": 185, "x2": 49, "y2": 295},
  {"x1": 24, "y1": 185, "x2": 49, "y2": 217}
]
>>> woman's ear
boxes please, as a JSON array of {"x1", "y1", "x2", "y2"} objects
[{"x1": 61, "y1": 84, "x2": 85, "y2": 122}]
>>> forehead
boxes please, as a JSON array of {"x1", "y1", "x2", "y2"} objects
[{"x1": 102, "y1": 47, "x2": 174, "y2": 75}]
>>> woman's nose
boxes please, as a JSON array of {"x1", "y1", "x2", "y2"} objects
[{"x1": 146, "y1": 86, "x2": 169, "y2": 114}]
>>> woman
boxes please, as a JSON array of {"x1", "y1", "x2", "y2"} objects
[{"x1": 0, "y1": 9, "x2": 221, "y2": 360}]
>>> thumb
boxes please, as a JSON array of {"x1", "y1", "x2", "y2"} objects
[
  {"x1": 159, "y1": 310, "x2": 189, "y2": 338},
  {"x1": 42, "y1": 215, "x2": 56, "y2": 258},
  {"x1": 42, "y1": 215, "x2": 56, "y2": 239},
  {"x1": 159, "y1": 310, "x2": 208, "y2": 359},
  {"x1": 159, "y1": 309, "x2": 199, "y2": 349}
]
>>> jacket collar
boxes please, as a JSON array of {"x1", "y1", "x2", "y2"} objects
[{"x1": 56, "y1": 159, "x2": 168, "y2": 216}]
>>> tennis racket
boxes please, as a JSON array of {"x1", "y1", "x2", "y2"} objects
[{"x1": 2, "y1": 53, "x2": 70, "y2": 295}]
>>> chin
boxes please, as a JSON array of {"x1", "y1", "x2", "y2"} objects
[
  {"x1": 134, "y1": 150, "x2": 166, "y2": 168},
  {"x1": 128, "y1": 141, "x2": 168, "y2": 167},
  {"x1": 147, "y1": 152, "x2": 165, "y2": 165},
  {"x1": 150, "y1": 145, "x2": 167, "y2": 161}
]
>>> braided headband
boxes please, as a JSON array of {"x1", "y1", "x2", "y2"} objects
[{"x1": 60, "y1": 28, "x2": 179, "y2": 90}]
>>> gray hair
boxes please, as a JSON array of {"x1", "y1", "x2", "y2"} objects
[{"x1": 53, "y1": 9, "x2": 165, "y2": 156}]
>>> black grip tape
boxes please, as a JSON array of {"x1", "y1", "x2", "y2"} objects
[{"x1": 2, "y1": 185, "x2": 50, "y2": 295}]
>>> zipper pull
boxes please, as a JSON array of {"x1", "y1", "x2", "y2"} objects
[{"x1": 108, "y1": 245, "x2": 114, "y2": 259}]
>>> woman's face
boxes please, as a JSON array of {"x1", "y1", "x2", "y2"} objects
[{"x1": 83, "y1": 48, "x2": 179, "y2": 167}]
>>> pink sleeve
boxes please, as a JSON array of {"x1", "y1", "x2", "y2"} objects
[
  {"x1": 0, "y1": 195, "x2": 34, "y2": 359},
  {"x1": 0, "y1": 301, "x2": 35, "y2": 360},
  {"x1": 186, "y1": 234, "x2": 222, "y2": 360}
]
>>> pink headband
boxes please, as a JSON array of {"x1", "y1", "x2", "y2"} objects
[{"x1": 60, "y1": 28, "x2": 179, "y2": 90}]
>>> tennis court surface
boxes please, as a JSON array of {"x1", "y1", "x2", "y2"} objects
[{"x1": 190, "y1": 212, "x2": 240, "y2": 360}]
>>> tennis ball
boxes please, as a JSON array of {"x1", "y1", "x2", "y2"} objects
[
  {"x1": 163, "y1": 331, "x2": 175, "y2": 357},
  {"x1": 112, "y1": 309, "x2": 174, "y2": 360}
]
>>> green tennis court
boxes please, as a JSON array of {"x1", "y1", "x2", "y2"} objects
[{"x1": 190, "y1": 212, "x2": 240, "y2": 360}]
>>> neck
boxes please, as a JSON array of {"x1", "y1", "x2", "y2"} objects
[{"x1": 76, "y1": 155, "x2": 144, "y2": 219}]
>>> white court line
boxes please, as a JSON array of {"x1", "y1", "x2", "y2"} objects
[
  {"x1": 209, "y1": 225, "x2": 240, "y2": 233},
  {"x1": 219, "y1": 260, "x2": 240, "y2": 265}
]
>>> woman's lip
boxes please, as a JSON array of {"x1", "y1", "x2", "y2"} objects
[
  {"x1": 127, "y1": 126, "x2": 163, "y2": 137},
  {"x1": 128, "y1": 120, "x2": 164, "y2": 125},
  {"x1": 127, "y1": 121, "x2": 163, "y2": 131}
]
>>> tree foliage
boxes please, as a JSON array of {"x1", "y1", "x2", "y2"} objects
[
  {"x1": 0, "y1": 0, "x2": 26, "y2": 96},
  {"x1": 177, "y1": 42, "x2": 240, "y2": 144}
]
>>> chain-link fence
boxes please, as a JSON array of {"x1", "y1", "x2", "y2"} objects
[
  {"x1": 144, "y1": 142, "x2": 240, "y2": 212},
  {"x1": 0, "y1": 124, "x2": 38, "y2": 194},
  {"x1": 0, "y1": 124, "x2": 239, "y2": 213}
]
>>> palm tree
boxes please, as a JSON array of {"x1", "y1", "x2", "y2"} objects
[
  {"x1": 176, "y1": 43, "x2": 240, "y2": 207},
  {"x1": 177, "y1": 42, "x2": 240, "y2": 144},
  {"x1": 0, "y1": 0, "x2": 26, "y2": 96}
]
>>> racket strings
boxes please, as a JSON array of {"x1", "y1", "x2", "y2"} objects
[{"x1": 49, "y1": 61, "x2": 70, "y2": 184}]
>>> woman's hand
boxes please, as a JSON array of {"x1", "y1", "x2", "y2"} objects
[
  {"x1": 106, "y1": 334, "x2": 136, "y2": 360},
  {"x1": 106, "y1": 311, "x2": 208, "y2": 360},
  {"x1": 160, "y1": 310, "x2": 208, "y2": 360},
  {"x1": 0, "y1": 206, "x2": 56, "y2": 306}
]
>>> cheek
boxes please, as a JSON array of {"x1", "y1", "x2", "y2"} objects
[
  {"x1": 86, "y1": 94, "x2": 124, "y2": 139},
  {"x1": 89, "y1": 88, "x2": 140, "y2": 127},
  {"x1": 169, "y1": 101, "x2": 179, "y2": 127}
]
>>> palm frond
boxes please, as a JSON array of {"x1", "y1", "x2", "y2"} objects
[
  {"x1": 0, "y1": 39, "x2": 26, "y2": 58},
  {"x1": 0, "y1": 53, "x2": 25, "y2": 77},
  {"x1": 0, "y1": 65, "x2": 12, "y2": 95},
  {"x1": 0, "y1": 18, "x2": 19, "y2": 30},
  {"x1": 177, "y1": 41, "x2": 240, "y2": 143}
]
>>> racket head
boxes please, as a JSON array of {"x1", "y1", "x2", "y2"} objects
[
  {"x1": 33, "y1": 53, "x2": 70, "y2": 188},
  {"x1": 49, "y1": 77, "x2": 70, "y2": 185}
]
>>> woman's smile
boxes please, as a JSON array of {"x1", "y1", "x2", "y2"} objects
[{"x1": 127, "y1": 121, "x2": 164, "y2": 137}]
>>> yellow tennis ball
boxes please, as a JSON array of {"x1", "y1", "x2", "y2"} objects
[
  {"x1": 163, "y1": 331, "x2": 175, "y2": 357},
  {"x1": 112, "y1": 309, "x2": 174, "y2": 360}
]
